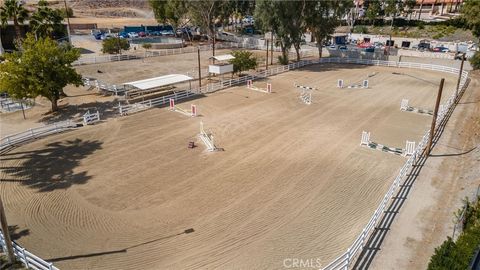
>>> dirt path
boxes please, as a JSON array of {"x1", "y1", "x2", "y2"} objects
[
  {"x1": 369, "y1": 72, "x2": 480, "y2": 269},
  {"x1": 1, "y1": 64, "x2": 458, "y2": 270}
]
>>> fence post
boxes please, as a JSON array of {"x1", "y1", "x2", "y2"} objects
[
  {"x1": 21, "y1": 247, "x2": 29, "y2": 268},
  {"x1": 427, "y1": 78, "x2": 445, "y2": 156}
]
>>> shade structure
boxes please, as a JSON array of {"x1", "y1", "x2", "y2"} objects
[{"x1": 124, "y1": 74, "x2": 193, "y2": 90}]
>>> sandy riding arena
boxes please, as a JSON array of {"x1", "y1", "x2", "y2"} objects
[{"x1": 1, "y1": 64, "x2": 457, "y2": 270}]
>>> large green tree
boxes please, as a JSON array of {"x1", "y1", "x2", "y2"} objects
[
  {"x1": 229, "y1": 50, "x2": 258, "y2": 75},
  {"x1": 0, "y1": 0, "x2": 29, "y2": 41},
  {"x1": 0, "y1": 34, "x2": 82, "y2": 112},
  {"x1": 305, "y1": 0, "x2": 352, "y2": 58},
  {"x1": 255, "y1": 0, "x2": 307, "y2": 62},
  {"x1": 29, "y1": 0, "x2": 65, "y2": 39},
  {"x1": 461, "y1": 0, "x2": 480, "y2": 37},
  {"x1": 461, "y1": 0, "x2": 480, "y2": 70},
  {"x1": 364, "y1": 0, "x2": 381, "y2": 25},
  {"x1": 149, "y1": 0, "x2": 187, "y2": 38}
]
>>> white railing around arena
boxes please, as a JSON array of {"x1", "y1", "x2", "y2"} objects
[
  {"x1": 0, "y1": 230, "x2": 59, "y2": 270},
  {"x1": 0, "y1": 121, "x2": 77, "y2": 152}
]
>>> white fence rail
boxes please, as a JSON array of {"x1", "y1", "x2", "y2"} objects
[
  {"x1": 83, "y1": 111, "x2": 100, "y2": 125},
  {"x1": 0, "y1": 231, "x2": 59, "y2": 270},
  {"x1": 0, "y1": 120, "x2": 76, "y2": 152}
]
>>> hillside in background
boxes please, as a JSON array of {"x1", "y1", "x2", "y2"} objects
[{"x1": 26, "y1": 0, "x2": 154, "y2": 18}]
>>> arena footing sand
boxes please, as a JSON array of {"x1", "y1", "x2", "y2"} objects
[{"x1": 1, "y1": 64, "x2": 458, "y2": 270}]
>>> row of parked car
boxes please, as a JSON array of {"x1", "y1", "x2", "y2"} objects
[{"x1": 93, "y1": 29, "x2": 176, "y2": 40}]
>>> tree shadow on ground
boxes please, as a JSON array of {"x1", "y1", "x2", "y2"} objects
[
  {"x1": 37, "y1": 99, "x2": 120, "y2": 125},
  {"x1": 1, "y1": 139, "x2": 103, "y2": 192},
  {"x1": 7, "y1": 225, "x2": 30, "y2": 241}
]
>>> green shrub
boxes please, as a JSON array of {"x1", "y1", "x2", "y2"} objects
[
  {"x1": 428, "y1": 198, "x2": 480, "y2": 269},
  {"x1": 353, "y1": 25, "x2": 369, "y2": 34},
  {"x1": 142, "y1": 43, "x2": 152, "y2": 50},
  {"x1": 277, "y1": 55, "x2": 289, "y2": 65},
  {"x1": 102, "y1": 38, "x2": 130, "y2": 54},
  {"x1": 470, "y1": 51, "x2": 480, "y2": 70},
  {"x1": 229, "y1": 50, "x2": 258, "y2": 75},
  {"x1": 61, "y1": 7, "x2": 74, "y2": 18}
]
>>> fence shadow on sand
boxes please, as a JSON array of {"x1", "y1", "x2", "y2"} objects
[{"x1": 352, "y1": 78, "x2": 470, "y2": 270}]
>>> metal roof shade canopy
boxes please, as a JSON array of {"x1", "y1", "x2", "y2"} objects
[
  {"x1": 124, "y1": 74, "x2": 193, "y2": 90},
  {"x1": 209, "y1": 54, "x2": 235, "y2": 61}
]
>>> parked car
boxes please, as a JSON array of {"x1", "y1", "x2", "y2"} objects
[
  {"x1": 338, "y1": 45, "x2": 348, "y2": 51},
  {"x1": 128, "y1": 32, "x2": 139, "y2": 38},
  {"x1": 138, "y1": 31, "x2": 147, "y2": 37},
  {"x1": 416, "y1": 42, "x2": 431, "y2": 51},
  {"x1": 118, "y1": 32, "x2": 129, "y2": 39},
  {"x1": 433, "y1": 46, "x2": 449, "y2": 53},
  {"x1": 94, "y1": 33, "x2": 103, "y2": 40},
  {"x1": 242, "y1": 15, "x2": 255, "y2": 24},
  {"x1": 160, "y1": 30, "x2": 174, "y2": 36},
  {"x1": 365, "y1": 47, "x2": 375, "y2": 53}
]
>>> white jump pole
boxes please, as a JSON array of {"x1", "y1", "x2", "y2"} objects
[
  {"x1": 247, "y1": 80, "x2": 252, "y2": 89},
  {"x1": 404, "y1": 141, "x2": 416, "y2": 156},
  {"x1": 400, "y1": 99, "x2": 409, "y2": 111},
  {"x1": 362, "y1": 80, "x2": 369, "y2": 88},
  {"x1": 169, "y1": 98, "x2": 175, "y2": 110},
  {"x1": 267, "y1": 83, "x2": 272, "y2": 93},
  {"x1": 337, "y1": 79, "x2": 344, "y2": 88},
  {"x1": 361, "y1": 131, "x2": 370, "y2": 146}
]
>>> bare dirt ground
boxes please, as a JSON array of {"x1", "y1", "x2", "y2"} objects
[
  {"x1": 74, "y1": 48, "x2": 280, "y2": 85},
  {"x1": 0, "y1": 48, "x2": 283, "y2": 136},
  {"x1": 1, "y1": 64, "x2": 457, "y2": 270},
  {"x1": 370, "y1": 71, "x2": 480, "y2": 270}
]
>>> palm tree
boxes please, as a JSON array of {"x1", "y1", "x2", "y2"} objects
[
  {"x1": 0, "y1": 0, "x2": 29, "y2": 41},
  {"x1": 29, "y1": 0, "x2": 63, "y2": 39}
]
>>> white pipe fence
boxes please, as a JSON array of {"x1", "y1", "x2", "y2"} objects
[
  {"x1": 83, "y1": 110, "x2": 100, "y2": 125},
  {"x1": 74, "y1": 41, "x2": 314, "y2": 66},
  {"x1": 0, "y1": 120, "x2": 76, "y2": 152},
  {"x1": 0, "y1": 230, "x2": 59, "y2": 270}
]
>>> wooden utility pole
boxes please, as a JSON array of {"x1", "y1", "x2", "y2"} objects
[
  {"x1": 0, "y1": 196, "x2": 15, "y2": 264},
  {"x1": 197, "y1": 47, "x2": 202, "y2": 88},
  {"x1": 212, "y1": 35, "x2": 216, "y2": 57},
  {"x1": 270, "y1": 31, "x2": 274, "y2": 65},
  {"x1": 455, "y1": 53, "x2": 466, "y2": 97},
  {"x1": 266, "y1": 40, "x2": 269, "y2": 70},
  {"x1": 426, "y1": 78, "x2": 445, "y2": 156}
]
